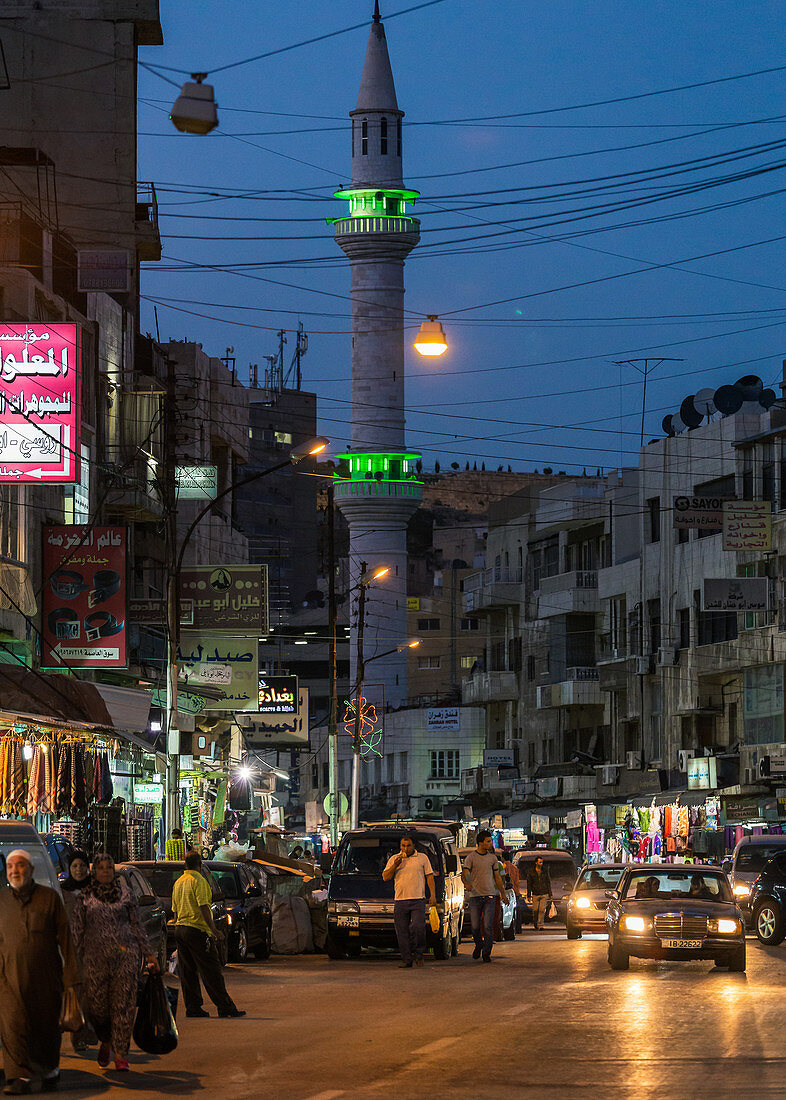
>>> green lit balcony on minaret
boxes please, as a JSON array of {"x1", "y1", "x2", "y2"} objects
[
  {"x1": 329, "y1": 186, "x2": 421, "y2": 246},
  {"x1": 334, "y1": 450, "x2": 423, "y2": 505}
]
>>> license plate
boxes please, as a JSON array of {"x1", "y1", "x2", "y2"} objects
[
  {"x1": 336, "y1": 915, "x2": 359, "y2": 928},
  {"x1": 660, "y1": 938, "x2": 702, "y2": 948}
]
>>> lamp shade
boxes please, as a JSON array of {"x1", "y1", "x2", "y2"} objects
[
  {"x1": 414, "y1": 317, "x2": 448, "y2": 357},
  {"x1": 171, "y1": 80, "x2": 218, "y2": 135}
]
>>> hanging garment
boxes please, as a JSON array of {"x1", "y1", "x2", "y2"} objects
[
  {"x1": 0, "y1": 738, "x2": 9, "y2": 808},
  {"x1": 91, "y1": 752, "x2": 103, "y2": 803},
  {"x1": 83, "y1": 753, "x2": 95, "y2": 803},
  {"x1": 26, "y1": 747, "x2": 44, "y2": 816},
  {"x1": 41, "y1": 745, "x2": 57, "y2": 816},
  {"x1": 648, "y1": 805, "x2": 660, "y2": 838},
  {"x1": 100, "y1": 753, "x2": 113, "y2": 804},
  {"x1": 638, "y1": 808, "x2": 650, "y2": 834},
  {"x1": 56, "y1": 743, "x2": 72, "y2": 813},
  {"x1": 71, "y1": 746, "x2": 87, "y2": 811},
  {"x1": 678, "y1": 805, "x2": 689, "y2": 837},
  {"x1": 666, "y1": 836, "x2": 676, "y2": 853},
  {"x1": 9, "y1": 739, "x2": 26, "y2": 812},
  {"x1": 586, "y1": 820, "x2": 601, "y2": 853}
]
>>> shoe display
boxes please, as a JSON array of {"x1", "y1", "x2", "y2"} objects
[
  {"x1": 113, "y1": 1057, "x2": 129, "y2": 1072},
  {"x1": 218, "y1": 1007, "x2": 246, "y2": 1018},
  {"x1": 97, "y1": 1043, "x2": 112, "y2": 1068},
  {"x1": 186, "y1": 1009, "x2": 210, "y2": 1018}
]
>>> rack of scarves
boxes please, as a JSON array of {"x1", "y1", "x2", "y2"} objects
[{"x1": 0, "y1": 731, "x2": 114, "y2": 818}]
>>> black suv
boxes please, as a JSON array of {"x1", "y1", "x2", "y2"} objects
[
  {"x1": 749, "y1": 850, "x2": 786, "y2": 945},
  {"x1": 204, "y1": 860, "x2": 272, "y2": 962}
]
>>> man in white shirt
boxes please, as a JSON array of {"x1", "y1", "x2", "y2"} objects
[{"x1": 382, "y1": 836, "x2": 437, "y2": 968}]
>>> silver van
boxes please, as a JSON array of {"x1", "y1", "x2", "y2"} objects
[
  {"x1": 724, "y1": 834, "x2": 786, "y2": 924},
  {"x1": 0, "y1": 820, "x2": 62, "y2": 894}
]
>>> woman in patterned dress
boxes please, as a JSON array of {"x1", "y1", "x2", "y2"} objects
[{"x1": 70, "y1": 853, "x2": 159, "y2": 1071}]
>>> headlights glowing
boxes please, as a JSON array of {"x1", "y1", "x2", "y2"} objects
[
  {"x1": 709, "y1": 918, "x2": 741, "y2": 935},
  {"x1": 621, "y1": 915, "x2": 647, "y2": 932},
  {"x1": 733, "y1": 884, "x2": 751, "y2": 897},
  {"x1": 575, "y1": 896, "x2": 592, "y2": 910}
]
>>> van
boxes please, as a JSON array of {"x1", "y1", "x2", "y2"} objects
[
  {"x1": 0, "y1": 821, "x2": 62, "y2": 894},
  {"x1": 724, "y1": 834, "x2": 786, "y2": 923},
  {"x1": 327, "y1": 824, "x2": 464, "y2": 960}
]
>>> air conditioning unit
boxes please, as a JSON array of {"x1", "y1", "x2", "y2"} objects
[
  {"x1": 422, "y1": 796, "x2": 442, "y2": 812},
  {"x1": 600, "y1": 765, "x2": 619, "y2": 786},
  {"x1": 635, "y1": 655, "x2": 653, "y2": 676},
  {"x1": 743, "y1": 767, "x2": 757, "y2": 786},
  {"x1": 626, "y1": 750, "x2": 644, "y2": 770},
  {"x1": 678, "y1": 748, "x2": 696, "y2": 772},
  {"x1": 658, "y1": 646, "x2": 676, "y2": 667}
]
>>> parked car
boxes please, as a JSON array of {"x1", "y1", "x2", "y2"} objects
[
  {"x1": 724, "y1": 835, "x2": 786, "y2": 925},
  {"x1": 566, "y1": 864, "x2": 626, "y2": 939},
  {"x1": 514, "y1": 850, "x2": 578, "y2": 923},
  {"x1": 0, "y1": 821, "x2": 62, "y2": 894},
  {"x1": 120, "y1": 860, "x2": 230, "y2": 965},
  {"x1": 205, "y1": 860, "x2": 272, "y2": 961},
  {"x1": 41, "y1": 833, "x2": 79, "y2": 883},
  {"x1": 605, "y1": 864, "x2": 745, "y2": 971},
  {"x1": 326, "y1": 824, "x2": 464, "y2": 960},
  {"x1": 747, "y1": 849, "x2": 786, "y2": 945},
  {"x1": 116, "y1": 863, "x2": 169, "y2": 972}
]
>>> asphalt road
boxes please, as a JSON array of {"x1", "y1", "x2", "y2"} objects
[{"x1": 53, "y1": 928, "x2": 786, "y2": 1099}]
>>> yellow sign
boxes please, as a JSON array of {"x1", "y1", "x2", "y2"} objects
[{"x1": 406, "y1": 597, "x2": 420, "y2": 611}]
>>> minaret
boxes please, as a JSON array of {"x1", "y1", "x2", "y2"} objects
[{"x1": 331, "y1": 3, "x2": 422, "y2": 708}]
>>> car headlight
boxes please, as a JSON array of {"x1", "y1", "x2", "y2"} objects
[
  {"x1": 575, "y1": 896, "x2": 592, "y2": 910},
  {"x1": 708, "y1": 918, "x2": 741, "y2": 935},
  {"x1": 621, "y1": 915, "x2": 647, "y2": 932},
  {"x1": 226, "y1": 914, "x2": 233, "y2": 925},
  {"x1": 733, "y1": 884, "x2": 750, "y2": 898},
  {"x1": 335, "y1": 901, "x2": 360, "y2": 914}
]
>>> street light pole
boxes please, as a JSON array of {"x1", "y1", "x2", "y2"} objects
[
  {"x1": 327, "y1": 483, "x2": 339, "y2": 847},
  {"x1": 350, "y1": 561, "x2": 368, "y2": 829}
]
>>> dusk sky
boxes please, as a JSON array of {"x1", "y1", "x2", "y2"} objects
[{"x1": 138, "y1": 0, "x2": 785, "y2": 475}]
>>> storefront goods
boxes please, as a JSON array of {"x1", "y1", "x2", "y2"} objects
[{"x1": 0, "y1": 734, "x2": 114, "y2": 817}]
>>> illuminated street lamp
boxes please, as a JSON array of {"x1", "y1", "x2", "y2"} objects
[{"x1": 414, "y1": 316, "x2": 448, "y2": 357}]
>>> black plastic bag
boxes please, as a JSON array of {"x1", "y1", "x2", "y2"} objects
[{"x1": 133, "y1": 973, "x2": 179, "y2": 1055}]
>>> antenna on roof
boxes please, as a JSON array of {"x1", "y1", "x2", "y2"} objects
[{"x1": 373, "y1": 1, "x2": 381, "y2": 22}]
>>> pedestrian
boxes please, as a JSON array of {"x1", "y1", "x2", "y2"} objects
[
  {"x1": 290, "y1": 845, "x2": 304, "y2": 860},
  {"x1": 59, "y1": 850, "x2": 95, "y2": 1054},
  {"x1": 165, "y1": 828, "x2": 186, "y2": 861},
  {"x1": 70, "y1": 853, "x2": 160, "y2": 1072},
  {"x1": 171, "y1": 851, "x2": 245, "y2": 1018},
  {"x1": 382, "y1": 835, "x2": 437, "y2": 968},
  {"x1": 0, "y1": 849, "x2": 80, "y2": 1095},
  {"x1": 462, "y1": 830, "x2": 509, "y2": 962},
  {"x1": 526, "y1": 855, "x2": 553, "y2": 930}
]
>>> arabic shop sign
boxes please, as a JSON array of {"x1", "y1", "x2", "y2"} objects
[
  {"x1": 722, "y1": 500, "x2": 771, "y2": 552},
  {"x1": 180, "y1": 565, "x2": 268, "y2": 634},
  {"x1": 77, "y1": 250, "x2": 131, "y2": 293},
  {"x1": 175, "y1": 465, "x2": 218, "y2": 501},
  {"x1": 702, "y1": 577, "x2": 769, "y2": 612},
  {"x1": 151, "y1": 687, "x2": 207, "y2": 715},
  {"x1": 672, "y1": 494, "x2": 729, "y2": 530},
  {"x1": 177, "y1": 633, "x2": 260, "y2": 711},
  {"x1": 0, "y1": 323, "x2": 81, "y2": 483},
  {"x1": 133, "y1": 782, "x2": 163, "y2": 804},
  {"x1": 238, "y1": 687, "x2": 310, "y2": 747},
  {"x1": 258, "y1": 675, "x2": 298, "y2": 714}
]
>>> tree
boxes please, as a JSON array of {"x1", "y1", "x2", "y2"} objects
[{"x1": 435, "y1": 461, "x2": 440, "y2": 473}]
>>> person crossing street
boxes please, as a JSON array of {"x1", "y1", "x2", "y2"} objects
[
  {"x1": 462, "y1": 831, "x2": 509, "y2": 962},
  {"x1": 382, "y1": 835, "x2": 437, "y2": 968},
  {"x1": 526, "y1": 856, "x2": 553, "y2": 930}
]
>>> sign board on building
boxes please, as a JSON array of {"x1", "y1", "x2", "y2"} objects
[
  {"x1": 77, "y1": 249, "x2": 131, "y2": 292},
  {"x1": 702, "y1": 577, "x2": 769, "y2": 612},
  {"x1": 151, "y1": 687, "x2": 207, "y2": 715},
  {"x1": 427, "y1": 707, "x2": 460, "y2": 731},
  {"x1": 406, "y1": 597, "x2": 420, "y2": 611},
  {"x1": 672, "y1": 494, "x2": 729, "y2": 530},
  {"x1": 129, "y1": 597, "x2": 166, "y2": 625},
  {"x1": 530, "y1": 814, "x2": 549, "y2": 834},
  {"x1": 723, "y1": 797, "x2": 762, "y2": 825},
  {"x1": 258, "y1": 675, "x2": 298, "y2": 714},
  {"x1": 133, "y1": 783, "x2": 163, "y2": 805},
  {"x1": 722, "y1": 500, "x2": 771, "y2": 552},
  {"x1": 239, "y1": 687, "x2": 310, "y2": 747},
  {"x1": 483, "y1": 749, "x2": 515, "y2": 767},
  {"x1": 687, "y1": 755, "x2": 718, "y2": 790},
  {"x1": 175, "y1": 465, "x2": 218, "y2": 500},
  {"x1": 177, "y1": 633, "x2": 259, "y2": 711},
  {"x1": 0, "y1": 323, "x2": 81, "y2": 483},
  {"x1": 179, "y1": 565, "x2": 268, "y2": 634},
  {"x1": 42, "y1": 525, "x2": 127, "y2": 668}
]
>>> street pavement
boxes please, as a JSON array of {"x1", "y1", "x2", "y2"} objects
[{"x1": 53, "y1": 928, "x2": 786, "y2": 1099}]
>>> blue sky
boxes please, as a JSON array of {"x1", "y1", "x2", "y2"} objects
[{"x1": 138, "y1": 0, "x2": 786, "y2": 475}]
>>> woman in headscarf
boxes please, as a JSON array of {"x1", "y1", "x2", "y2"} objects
[
  {"x1": 60, "y1": 850, "x2": 94, "y2": 1053},
  {"x1": 70, "y1": 854, "x2": 159, "y2": 1072}
]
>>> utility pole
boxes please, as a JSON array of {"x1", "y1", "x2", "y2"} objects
[
  {"x1": 164, "y1": 354, "x2": 180, "y2": 837},
  {"x1": 327, "y1": 483, "x2": 339, "y2": 847},
  {"x1": 350, "y1": 561, "x2": 367, "y2": 829}
]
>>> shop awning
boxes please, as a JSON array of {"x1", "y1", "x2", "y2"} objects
[
  {"x1": 0, "y1": 665, "x2": 113, "y2": 726},
  {"x1": 93, "y1": 683, "x2": 152, "y2": 734}
]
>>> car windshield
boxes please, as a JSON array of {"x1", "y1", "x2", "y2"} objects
[
  {"x1": 624, "y1": 870, "x2": 731, "y2": 902},
  {"x1": 335, "y1": 836, "x2": 440, "y2": 876},
  {"x1": 576, "y1": 867, "x2": 623, "y2": 891},
  {"x1": 209, "y1": 866, "x2": 240, "y2": 899},
  {"x1": 736, "y1": 846, "x2": 786, "y2": 874},
  {"x1": 516, "y1": 855, "x2": 577, "y2": 881}
]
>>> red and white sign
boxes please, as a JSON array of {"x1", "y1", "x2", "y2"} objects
[
  {"x1": 42, "y1": 525, "x2": 127, "y2": 669},
  {"x1": 0, "y1": 323, "x2": 81, "y2": 483}
]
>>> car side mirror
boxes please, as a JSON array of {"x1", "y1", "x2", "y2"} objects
[
  {"x1": 721, "y1": 860, "x2": 732, "y2": 875},
  {"x1": 445, "y1": 853, "x2": 458, "y2": 874}
]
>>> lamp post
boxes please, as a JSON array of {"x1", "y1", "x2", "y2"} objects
[{"x1": 164, "y1": 436, "x2": 329, "y2": 837}]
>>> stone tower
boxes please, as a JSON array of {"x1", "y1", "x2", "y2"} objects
[{"x1": 332, "y1": 3, "x2": 422, "y2": 707}]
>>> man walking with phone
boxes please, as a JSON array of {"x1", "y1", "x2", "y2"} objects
[
  {"x1": 382, "y1": 836, "x2": 437, "y2": 968},
  {"x1": 462, "y1": 830, "x2": 508, "y2": 962}
]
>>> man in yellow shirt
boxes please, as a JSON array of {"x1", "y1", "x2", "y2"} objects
[{"x1": 172, "y1": 852, "x2": 245, "y2": 1018}]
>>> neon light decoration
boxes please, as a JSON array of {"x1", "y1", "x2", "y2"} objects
[{"x1": 343, "y1": 694, "x2": 383, "y2": 758}]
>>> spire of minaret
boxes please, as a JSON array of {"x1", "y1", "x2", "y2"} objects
[{"x1": 355, "y1": 5, "x2": 398, "y2": 111}]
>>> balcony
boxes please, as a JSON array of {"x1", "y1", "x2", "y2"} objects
[
  {"x1": 537, "y1": 570, "x2": 598, "y2": 617},
  {"x1": 537, "y1": 669, "x2": 602, "y2": 708},
  {"x1": 462, "y1": 670, "x2": 518, "y2": 704},
  {"x1": 136, "y1": 182, "x2": 161, "y2": 261},
  {"x1": 462, "y1": 567, "x2": 523, "y2": 613}
]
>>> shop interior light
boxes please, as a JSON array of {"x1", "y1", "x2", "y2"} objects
[
  {"x1": 414, "y1": 316, "x2": 448, "y2": 358},
  {"x1": 22, "y1": 743, "x2": 33, "y2": 760},
  {"x1": 149, "y1": 720, "x2": 162, "y2": 733}
]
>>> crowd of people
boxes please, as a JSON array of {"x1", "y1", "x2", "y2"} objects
[{"x1": 0, "y1": 847, "x2": 244, "y2": 1095}]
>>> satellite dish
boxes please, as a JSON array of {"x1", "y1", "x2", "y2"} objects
[
  {"x1": 759, "y1": 388, "x2": 777, "y2": 409},
  {"x1": 662, "y1": 414, "x2": 675, "y2": 437},
  {"x1": 672, "y1": 411, "x2": 688, "y2": 434},
  {"x1": 714, "y1": 384, "x2": 743, "y2": 415},
  {"x1": 694, "y1": 387, "x2": 716, "y2": 417},
  {"x1": 735, "y1": 375, "x2": 763, "y2": 402},
  {"x1": 680, "y1": 395, "x2": 702, "y2": 430}
]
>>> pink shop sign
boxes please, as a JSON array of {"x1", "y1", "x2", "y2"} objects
[{"x1": 0, "y1": 323, "x2": 81, "y2": 483}]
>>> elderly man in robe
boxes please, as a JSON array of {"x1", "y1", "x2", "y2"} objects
[{"x1": 0, "y1": 849, "x2": 80, "y2": 1095}]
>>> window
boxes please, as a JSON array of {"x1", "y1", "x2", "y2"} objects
[
  {"x1": 677, "y1": 607, "x2": 690, "y2": 650},
  {"x1": 429, "y1": 750, "x2": 460, "y2": 779},
  {"x1": 526, "y1": 654, "x2": 536, "y2": 681},
  {"x1": 380, "y1": 116, "x2": 388, "y2": 154},
  {"x1": 695, "y1": 588, "x2": 737, "y2": 645},
  {"x1": 361, "y1": 118, "x2": 368, "y2": 156},
  {"x1": 610, "y1": 596, "x2": 627, "y2": 657},
  {"x1": 647, "y1": 599, "x2": 661, "y2": 654},
  {"x1": 417, "y1": 655, "x2": 440, "y2": 669},
  {"x1": 647, "y1": 497, "x2": 660, "y2": 543},
  {"x1": 677, "y1": 526, "x2": 689, "y2": 544},
  {"x1": 417, "y1": 618, "x2": 441, "y2": 631},
  {"x1": 742, "y1": 467, "x2": 754, "y2": 499},
  {"x1": 763, "y1": 462, "x2": 776, "y2": 505},
  {"x1": 460, "y1": 655, "x2": 479, "y2": 669},
  {"x1": 460, "y1": 617, "x2": 479, "y2": 631}
]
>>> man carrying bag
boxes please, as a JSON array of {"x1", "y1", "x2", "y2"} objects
[{"x1": 526, "y1": 855, "x2": 553, "y2": 931}]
